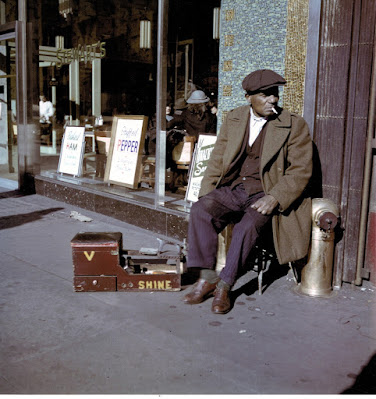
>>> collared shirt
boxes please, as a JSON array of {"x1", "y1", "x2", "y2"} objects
[
  {"x1": 39, "y1": 100, "x2": 54, "y2": 120},
  {"x1": 249, "y1": 107, "x2": 268, "y2": 148}
]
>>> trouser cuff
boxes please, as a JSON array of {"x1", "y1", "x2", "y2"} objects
[
  {"x1": 200, "y1": 269, "x2": 219, "y2": 283},
  {"x1": 217, "y1": 279, "x2": 231, "y2": 291}
]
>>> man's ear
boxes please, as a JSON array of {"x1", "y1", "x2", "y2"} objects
[{"x1": 245, "y1": 94, "x2": 252, "y2": 105}]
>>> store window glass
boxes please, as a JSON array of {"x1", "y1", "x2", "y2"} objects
[
  {"x1": 0, "y1": 36, "x2": 17, "y2": 183},
  {"x1": 0, "y1": 1, "x2": 18, "y2": 184},
  {"x1": 160, "y1": 0, "x2": 220, "y2": 212},
  {"x1": 38, "y1": 0, "x2": 219, "y2": 212}
]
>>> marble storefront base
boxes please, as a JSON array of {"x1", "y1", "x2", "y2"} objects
[{"x1": 35, "y1": 175, "x2": 189, "y2": 242}]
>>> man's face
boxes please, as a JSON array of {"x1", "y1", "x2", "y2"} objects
[
  {"x1": 246, "y1": 87, "x2": 279, "y2": 117},
  {"x1": 40, "y1": 96, "x2": 46, "y2": 102}
]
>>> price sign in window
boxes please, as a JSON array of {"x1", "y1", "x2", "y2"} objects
[
  {"x1": 57, "y1": 126, "x2": 86, "y2": 177},
  {"x1": 104, "y1": 115, "x2": 148, "y2": 189}
]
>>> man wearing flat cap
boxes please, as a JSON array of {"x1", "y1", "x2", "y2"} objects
[{"x1": 183, "y1": 69, "x2": 313, "y2": 314}]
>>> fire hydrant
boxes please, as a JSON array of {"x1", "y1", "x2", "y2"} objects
[{"x1": 298, "y1": 198, "x2": 339, "y2": 297}]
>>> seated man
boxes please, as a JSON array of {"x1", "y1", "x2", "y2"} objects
[{"x1": 183, "y1": 69, "x2": 313, "y2": 314}]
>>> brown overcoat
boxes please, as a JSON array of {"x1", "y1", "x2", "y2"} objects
[{"x1": 199, "y1": 105, "x2": 313, "y2": 264}]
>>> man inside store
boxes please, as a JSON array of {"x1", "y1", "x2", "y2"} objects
[
  {"x1": 183, "y1": 69, "x2": 313, "y2": 314},
  {"x1": 39, "y1": 94, "x2": 54, "y2": 144},
  {"x1": 39, "y1": 94, "x2": 54, "y2": 124}
]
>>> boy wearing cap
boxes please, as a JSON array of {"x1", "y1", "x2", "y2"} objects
[{"x1": 183, "y1": 69, "x2": 313, "y2": 314}]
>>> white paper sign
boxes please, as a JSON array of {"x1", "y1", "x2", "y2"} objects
[
  {"x1": 105, "y1": 116, "x2": 147, "y2": 188},
  {"x1": 186, "y1": 134, "x2": 217, "y2": 202},
  {"x1": 57, "y1": 126, "x2": 86, "y2": 176}
]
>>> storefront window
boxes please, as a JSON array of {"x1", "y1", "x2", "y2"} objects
[
  {"x1": 0, "y1": 2, "x2": 18, "y2": 184},
  {"x1": 0, "y1": 35, "x2": 17, "y2": 183},
  {"x1": 37, "y1": 0, "x2": 220, "y2": 213}
]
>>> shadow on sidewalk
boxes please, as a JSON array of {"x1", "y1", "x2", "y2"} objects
[
  {"x1": 0, "y1": 208, "x2": 64, "y2": 230},
  {"x1": 0, "y1": 190, "x2": 28, "y2": 199},
  {"x1": 342, "y1": 352, "x2": 376, "y2": 394},
  {"x1": 232, "y1": 262, "x2": 290, "y2": 298}
]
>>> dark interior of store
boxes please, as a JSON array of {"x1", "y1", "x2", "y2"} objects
[
  {"x1": 39, "y1": 0, "x2": 220, "y2": 120},
  {"x1": 1, "y1": 0, "x2": 220, "y2": 201}
]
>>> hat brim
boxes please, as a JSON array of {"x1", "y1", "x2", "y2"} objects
[
  {"x1": 245, "y1": 82, "x2": 286, "y2": 94},
  {"x1": 186, "y1": 97, "x2": 210, "y2": 104}
]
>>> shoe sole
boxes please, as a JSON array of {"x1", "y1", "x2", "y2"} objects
[
  {"x1": 183, "y1": 291, "x2": 215, "y2": 305},
  {"x1": 211, "y1": 306, "x2": 231, "y2": 314}
]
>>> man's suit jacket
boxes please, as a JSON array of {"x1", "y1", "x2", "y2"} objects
[{"x1": 199, "y1": 105, "x2": 313, "y2": 265}]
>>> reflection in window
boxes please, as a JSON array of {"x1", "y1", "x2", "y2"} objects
[{"x1": 37, "y1": 0, "x2": 220, "y2": 211}]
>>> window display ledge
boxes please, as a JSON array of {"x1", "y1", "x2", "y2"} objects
[{"x1": 35, "y1": 175, "x2": 189, "y2": 242}]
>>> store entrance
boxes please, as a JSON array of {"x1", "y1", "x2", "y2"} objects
[{"x1": 0, "y1": 34, "x2": 17, "y2": 185}]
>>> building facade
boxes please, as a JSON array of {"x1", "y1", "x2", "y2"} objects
[{"x1": 0, "y1": 0, "x2": 375, "y2": 288}]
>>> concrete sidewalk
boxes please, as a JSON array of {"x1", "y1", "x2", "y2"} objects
[{"x1": 0, "y1": 179, "x2": 375, "y2": 394}]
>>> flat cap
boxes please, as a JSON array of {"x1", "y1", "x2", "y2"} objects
[{"x1": 242, "y1": 69, "x2": 286, "y2": 93}]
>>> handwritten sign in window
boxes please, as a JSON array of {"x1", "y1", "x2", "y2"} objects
[
  {"x1": 57, "y1": 126, "x2": 86, "y2": 176},
  {"x1": 104, "y1": 116, "x2": 148, "y2": 188},
  {"x1": 186, "y1": 134, "x2": 217, "y2": 202}
]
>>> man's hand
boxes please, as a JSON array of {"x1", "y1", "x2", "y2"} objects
[{"x1": 250, "y1": 194, "x2": 279, "y2": 215}]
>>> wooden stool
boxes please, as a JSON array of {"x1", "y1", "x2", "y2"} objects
[
  {"x1": 95, "y1": 131, "x2": 111, "y2": 178},
  {"x1": 171, "y1": 136, "x2": 195, "y2": 189},
  {"x1": 139, "y1": 156, "x2": 156, "y2": 187}
]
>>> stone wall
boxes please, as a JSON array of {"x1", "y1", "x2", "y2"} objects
[
  {"x1": 283, "y1": 0, "x2": 309, "y2": 115},
  {"x1": 217, "y1": 0, "x2": 309, "y2": 130}
]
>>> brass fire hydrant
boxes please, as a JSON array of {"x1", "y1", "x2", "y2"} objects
[{"x1": 298, "y1": 198, "x2": 339, "y2": 297}]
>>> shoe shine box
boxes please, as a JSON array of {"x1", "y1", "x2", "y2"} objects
[{"x1": 71, "y1": 232, "x2": 181, "y2": 292}]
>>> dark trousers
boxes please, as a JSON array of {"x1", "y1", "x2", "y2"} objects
[{"x1": 187, "y1": 184, "x2": 272, "y2": 286}]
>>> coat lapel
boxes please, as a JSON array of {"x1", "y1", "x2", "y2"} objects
[
  {"x1": 224, "y1": 105, "x2": 250, "y2": 166},
  {"x1": 261, "y1": 109, "x2": 291, "y2": 171}
]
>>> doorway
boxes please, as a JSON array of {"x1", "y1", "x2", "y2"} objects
[{"x1": 0, "y1": 33, "x2": 17, "y2": 184}]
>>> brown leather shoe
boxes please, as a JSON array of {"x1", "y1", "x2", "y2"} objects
[
  {"x1": 211, "y1": 286, "x2": 232, "y2": 314},
  {"x1": 183, "y1": 279, "x2": 219, "y2": 304}
]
